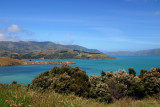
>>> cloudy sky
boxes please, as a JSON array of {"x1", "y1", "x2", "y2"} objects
[{"x1": 0, "y1": 0, "x2": 160, "y2": 51}]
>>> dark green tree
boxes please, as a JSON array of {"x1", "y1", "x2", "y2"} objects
[
  {"x1": 139, "y1": 69, "x2": 147, "y2": 78},
  {"x1": 156, "y1": 68, "x2": 160, "y2": 73},
  {"x1": 128, "y1": 68, "x2": 136, "y2": 76},
  {"x1": 11, "y1": 81, "x2": 17, "y2": 84},
  {"x1": 101, "y1": 70, "x2": 106, "y2": 77}
]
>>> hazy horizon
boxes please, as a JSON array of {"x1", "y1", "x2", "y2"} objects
[{"x1": 0, "y1": 0, "x2": 160, "y2": 51}]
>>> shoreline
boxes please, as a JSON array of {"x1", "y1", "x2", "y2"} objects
[{"x1": 0, "y1": 57, "x2": 75, "y2": 67}]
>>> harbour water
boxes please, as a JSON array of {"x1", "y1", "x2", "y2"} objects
[{"x1": 0, "y1": 56, "x2": 160, "y2": 85}]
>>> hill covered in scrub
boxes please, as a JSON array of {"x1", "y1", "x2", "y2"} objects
[
  {"x1": 0, "y1": 41, "x2": 100, "y2": 53},
  {"x1": 0, "y1": 57, "x2": 75, "y2": 66},
  {"x1": 0, "y1": 49, "x2": 114, "y2": 60}
]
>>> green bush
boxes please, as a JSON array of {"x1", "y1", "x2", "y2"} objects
[
  {"x1": 128, "y1": 68, "x2": 136, "y2": 76},
  {"x1": 30, "y1": 66, "x2": 160, "y2": 103},
  {"x1": 101, "y1": 70, "x2": 106, "y2": 77},
  {"x1": 139, "y1": 69, "x2": 147, "y2": 78},
  {"x1": 89, "y1": 76, "x2": 112, "y2": 103},
  {"x1": 30, "y1": 65, "x2": 90, "y2": 97},
  {"x1": 156, "y1": 68, "x2": 160, "y2": 73},
  {"x1": 142, "y1": 70, "x2": 160, "y2": 95},
  {"x1": 11, "y1": 81, "x2": 17, "y2": 84},
  {"x1": 104, "y1": 70, "x2": 145, "y2": 99}
]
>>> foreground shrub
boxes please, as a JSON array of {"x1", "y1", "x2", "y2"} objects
[
  {"x1": 101, "y1": 70, "x2": 145, "y2": 100},
  {"x1": 139, "y1": 69, "x2": 147, "y2": 78},
  {"x1": 89, "y1": 75, "x2": 112, "y2": 103},
  {"x1": 30, "y1": 64, "x2": 90, "y2": 97},
  {"x1": 30, "y1": 65, "x2": 160, "y2": 103},
  {"x1": 101, "y1": 70, "x2": 106, "y2": 77},
  {"x1": 128, "y1": 68, "x2": 136, "y2": 76},
  {"x1": 142, "y1": 70, "x2": 160, "y2": 96},
  {"x1": 11, "y1": 81, "x2": 17, "y2": 84}
]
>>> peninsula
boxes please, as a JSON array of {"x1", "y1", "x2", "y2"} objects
[
  {"x1": 0, "y1": 49, "x2": 115, "y2": 60},
  {"x1": 0, "y1": 57, "x2": 75, "y2": 66}
]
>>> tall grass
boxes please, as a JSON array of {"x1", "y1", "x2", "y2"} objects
[{"x1": 0, "y1": 83, "x2": 160, "y2": 107}]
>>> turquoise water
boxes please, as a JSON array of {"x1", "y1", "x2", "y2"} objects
[{"x1": 0, "y1": 56, "x2": 160, "y2": 85}]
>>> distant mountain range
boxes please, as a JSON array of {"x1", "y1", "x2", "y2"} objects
[
  {"x1": 106, "y1": 48, "x2": 160, "y2": 56},
  {"x1": 0, "y1": 41, "x2": 100, "y2": 53}
]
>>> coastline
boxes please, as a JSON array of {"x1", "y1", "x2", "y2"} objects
[{"x1": 0, "y1": 57, "x2": 75, "y2": 67}]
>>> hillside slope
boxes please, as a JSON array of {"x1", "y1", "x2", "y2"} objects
[
  {"x1": 0, "y1": 49, "x2": 114, "y2": 60},
  {"x1": 0, "y1": 41, "x2": 100, "y2": 53}
]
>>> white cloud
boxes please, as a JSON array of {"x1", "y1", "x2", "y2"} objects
[
  {"x1": 6, "y1": 24, "x2": 22, "y2": 32},
  {"x1": 0, "y1": 32, "x2": 19, "y2": 41},
  {"x1": 0, "y1": 24, "x2": 33, "y2": 41}
]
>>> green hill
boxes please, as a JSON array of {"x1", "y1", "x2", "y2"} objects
[
  {"x1": 0, "y1": 41, "x2": 100, "y2": 53},
  {"x1": 0, "y1": 49, "x2": 114, "y2": 60}
]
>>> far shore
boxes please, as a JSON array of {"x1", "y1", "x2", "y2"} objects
[{"x1": 0, "y1": 57, "x2": 75, "y2": 67}]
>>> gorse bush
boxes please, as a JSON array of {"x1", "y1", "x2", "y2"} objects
[
  {"x1": 139, "y1": 69, "x2": 147, "y2": 78},
  {"x1": 142, "y1": 70, "x2": 160, "y2": 95},
  {"x1": 100, "y1": 70, "x2": 144, "y2": 100},
  {"x1": 128, "y1": 68, "x2": 136, "y2": 76},
  {"x1": 89, "y1": 75, "x2": 112, "y2": 103},
  {"x1": 30, "y1": 65, "x2": 160, "y2": 103},
  {"x1": 30, "y1": 64, "x2": 90, "y2": 97},
  {"x1": 101, "y1": 70, "x2": 106, "y2": 77}
]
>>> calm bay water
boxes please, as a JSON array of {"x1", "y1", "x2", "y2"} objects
[{"x1": 0, "y1": 56, "x2": 160, "y2": 85}]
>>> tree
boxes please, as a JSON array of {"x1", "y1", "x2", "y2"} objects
[
  {"x1": 101, "y1": 70, "x2": 106, "y2": 77},
  {"x1": 128, "y1": 68, "x2": 136, "y2": 76},
  {"x1": 139, "y1": 69, "x2": 147, "y2": 78}
]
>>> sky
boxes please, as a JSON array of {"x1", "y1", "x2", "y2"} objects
[{"x1": 0, "y1": 0, "x2": 160, "y2": 52}]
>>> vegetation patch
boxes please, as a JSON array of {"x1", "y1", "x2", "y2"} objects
[
  {"x1": 30, "y1": 65, "x2": 160, "y2": 104},
  {"x1": 0, "y1": 49, "x2": 115, "y2": 60},
  {"x1": 0, "y1": 57, "x2": 75, "y2": 66},
  {"x1": 1, "y1": 65, "x2": 160, "y2": 106},
  {"x1": 30, "y1": 65, "x2": 90, "y2": 97}
]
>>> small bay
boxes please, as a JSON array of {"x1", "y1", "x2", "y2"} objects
[{"x1": 0, "y1": 56, "x2": 160, "y2": 85}]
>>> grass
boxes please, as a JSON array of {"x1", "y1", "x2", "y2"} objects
[
  {"x1": 0, "y1": 57, "x2": 74, "y2": 66},
  {"x1": 0, "y1": 83, "x2": 160, "y2": 107},
  {"x1": 0, "y1": 57, "x2": 23, "y2": 66}
]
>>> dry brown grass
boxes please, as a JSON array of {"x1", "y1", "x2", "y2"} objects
[
  {"x1": 0, "y1": 57, "x2": 23, "y2": 66},
  {"x1": 0, "y1": 57, "x2": 75, "y2": 66}
]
